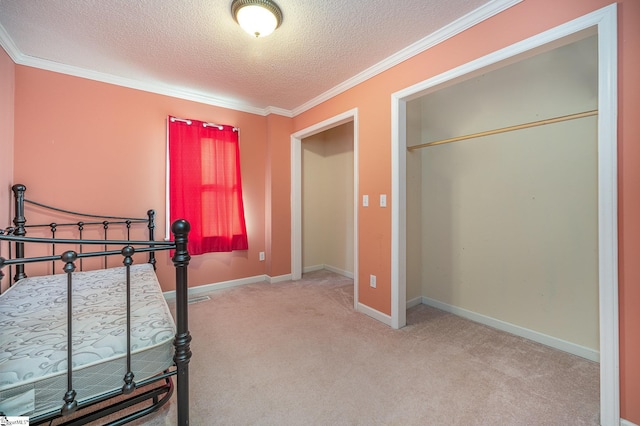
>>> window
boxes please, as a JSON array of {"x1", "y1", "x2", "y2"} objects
[{"x1": 167, "y1": 116, "x2": 248, "y2": 255}]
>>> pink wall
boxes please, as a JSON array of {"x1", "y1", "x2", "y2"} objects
[
  {"x1": 617, "y1": 0, "x2": 640, "y2": 419},
  {"x1": 265, "y1": 113, "x2": 292, "y2": 278},
  {"x1": 292, "y1": 0, "x2": 640, "y2": 421},
  {"x1": 0, "y1": 47, "x2": 15, "y2": 292},
  {"x1": 13, "y1": 67, "x2": 269, "y2": 291}
]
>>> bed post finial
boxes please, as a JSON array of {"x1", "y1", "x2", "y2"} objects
[
  {"x1": 12, "y1": 184, "x2": 27, "y2": 282},
  {"x1": 12, "y1": 183, "x2": 26, "y2": 194},
  {"x1": 171, "y1": 219, "x2": 191, "y2": 426}
]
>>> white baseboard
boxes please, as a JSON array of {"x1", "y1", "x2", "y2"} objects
[
  {"x1": 303, "y1": 264, "x2": 354, "y2": 279},
  {"x1": 357, "y1": 302, "x2": 392, "y2": 327},
  {"x1": 163, "y1": 274, "x2": 268, "y2": 300},
  {"x1": 406, "y1": 296, "x2": 422, "y2": 309},
  {"x1": 420, "y1": 296, "x2": 599, "y2": 362},
  {"x1": 163, "y1": 265, "x2": 351, "y2": 299},
  {"x1": 267, "y1": 274, "x2": 292, "y2": 283},
  {"x1": 621, "y1": 419, "x2": 638, "y2": 426},
  {"x1": 324, "y1": 264, "x2": 354, "y2": 279},
  {"x1": 303, "y1": 264, "x2": 324, "y2": 273}
]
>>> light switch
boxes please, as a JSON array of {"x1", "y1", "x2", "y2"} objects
[
  {"x1": 363, "y1": 195, "x2": 369, "y2": 207},
  {"x1": 380, "y1": 194, "x2": 387, "y2": 207}
]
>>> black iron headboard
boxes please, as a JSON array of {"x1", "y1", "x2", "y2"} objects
[{"x1": 1, "y1": 183, "x2": 158, "y2": 289}]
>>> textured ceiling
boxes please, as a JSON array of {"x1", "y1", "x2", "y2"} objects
[{"x1": 0, "y1": 0, "x2": 511, "y2": 114}]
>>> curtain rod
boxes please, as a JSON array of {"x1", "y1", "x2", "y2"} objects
[
  {"x1": 407, "y1": 109, "x2": 598, "y2": 152},
  {"x1": 170, "y1": 116, "x2": 239, "y2": 132}
]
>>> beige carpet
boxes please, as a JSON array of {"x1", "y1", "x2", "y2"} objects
[{"x1": 128, "y1": 269, "x2": 599, "y2": 425}]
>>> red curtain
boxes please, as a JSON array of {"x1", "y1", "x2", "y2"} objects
[{"x1": 168, "y1": 116, "x2": 248, "y2": 255}]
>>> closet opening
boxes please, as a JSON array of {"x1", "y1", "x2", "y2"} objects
[
  {"x1": 301, "y1": 122, "x2": 354, "y2": 279},
  {"x1": 407, "y1": 31, "x2": 599, "y2": 359},
  {"x1": 392, "y1": 5, "x2": 617, "y2": 425},
  {"x1": 291, "y1": 109, "x2": 359, "y2": 309}
]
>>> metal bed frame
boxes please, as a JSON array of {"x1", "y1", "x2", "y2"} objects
[{"x1": 0, "y1": 184, "x2": 192, "y2": 425}]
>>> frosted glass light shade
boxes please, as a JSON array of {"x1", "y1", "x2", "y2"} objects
[
  {"x1": 231, "y1": 0, "x2": 283, "y2": 38},
  {"x1": 237, "y1": 6, "x2": 276, "y2": 37}
]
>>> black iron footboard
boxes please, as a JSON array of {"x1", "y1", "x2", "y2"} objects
[{"x1": 0, "y1": 184, "x2": 191, "y2": 426}]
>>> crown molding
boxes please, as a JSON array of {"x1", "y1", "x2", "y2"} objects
[
  {"x1": 0, "y1": 22, "x2": 22, "y2": 63},
  {"x1": 291, "y1": 0, "x2": 522, "y2": 117},
  {"x1": 0, "y1": 0, "x2": 521, "y2": 119},
  {"x1": 0, "y1": 22, "x2": 284, "y2": 117},
  {"x1": 18, "y1": 56, "x2": 274, "y2": 116},
  {"x1": 264, "y1": 106, "x2": 293, "y2": 118}
]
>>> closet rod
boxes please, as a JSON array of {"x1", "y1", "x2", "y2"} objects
[{"x1": 407, "y1": 109, "x2": 598, "y2": 151}]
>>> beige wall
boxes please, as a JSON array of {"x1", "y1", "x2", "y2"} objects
[
  {"x1": 413, "y1": 35, "x2": 598, "y2": 350},
  {"x1": 406, "y1": 105, "x2": 423, "y2": 303},
  {"x1": 0, "y1": 47, "x2": 14, "y2": 292},
  {"x1": 302, "y1": 123, "x2": 354, "y2": 275}
]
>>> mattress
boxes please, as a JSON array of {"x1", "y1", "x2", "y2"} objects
[{"x1": 0, "y1": 263, "x2": 176, "y2": 418}]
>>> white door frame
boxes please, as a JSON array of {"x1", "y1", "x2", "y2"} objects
[
  {"x1": 291, "y1": 109, "x2": 359, "y2": 308},
  {"x1": 391, "y1": 5, "x2": 618, "y2": 425}
]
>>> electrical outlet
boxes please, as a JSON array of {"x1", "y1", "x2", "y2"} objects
[
  {"x1": 363, "y1": 195, "x2": 369, "y2": 207},
  {"x1": 370, "y1": 274, "x2": 376, "y2": 288},
  {"x1": 259, "y1": 251, "x2": 265, "y2": 261}
]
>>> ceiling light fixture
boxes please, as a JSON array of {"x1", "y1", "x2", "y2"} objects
[{"x1": 231, "y1": 0, "x2": 283, "y2": 38}]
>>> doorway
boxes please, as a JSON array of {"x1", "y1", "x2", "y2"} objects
[
  {"x1": 291, "y1": 109, "x2": 359, "y2": 308},
  {"x1": 301, "y1": 122, "x2": 355, "y2": 278},
  {"x1": 392, "y1": 5, "x2": 618, "y2": 425}
]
